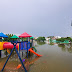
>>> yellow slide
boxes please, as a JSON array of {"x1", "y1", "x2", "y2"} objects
[
  {"x1": 7, "y1": 49, "x2": 10, "y2": 54},
  {"x1": 0, "y1": 42, "x2": 5, "y2": 50}
]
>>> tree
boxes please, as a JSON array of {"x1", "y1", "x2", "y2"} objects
[
  {"x1": 3, "y1": 34, "x2": 14, "y2": 42},
  {"x1": 37, "y1": 42, "x2": 46, "y2": 45},
  {"x1": 56, "y1": 38, "x2": 65, "y2": 42},
  {"x1": 42, "y1": 37, "x2": 46, "y2": 42},
  {"x1": 37, "y1": 37, "x2": 46, "y2": 42},
  {"x1": 47, "y1": 36, "x2": 54, "y2": 39},
  {"x1": 65, "y1": 37, "x2": 72, "y2": 42},
  {"x1": 56, "y1": 37, "x2": 72, "y2": 43}
]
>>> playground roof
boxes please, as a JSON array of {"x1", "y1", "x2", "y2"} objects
[
  {"x1": 19, "y1": 32, "x2": 32, "y2": 38},
  {"x1": 0, "y1": 32, "x2": 8, "y2": 38},
  {"x1": 2, "y1": 39, "x2": 4, "y2": 40},
  {"x1": 30, "y1": 37, "x2": 34, "y2": 39},
  {"x1": 11, "y1": 35, "x2": 19, "y2": 38}
]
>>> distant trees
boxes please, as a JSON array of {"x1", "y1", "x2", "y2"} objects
[
  {"x1": 47, "y1": 36, "x2": 54, "y2": 39},
  {"x1": 37, "y1": 37, "x2": 46, "y2": 42},
  {"x1": 56, "y1": 37, "x2": 72, "y2": 42},
  {"x1": 3, "y1": 34, "x2": 13, "y2": 42},
  {"x1": 65, "y1": 37, "x2": 72, "y2": 42},
  {"x1": 37, "y1": 42, "x2": 46, "y2": 45},
  {"x1": 56, "y1": 38, "x2": 65, "y2": 42}
]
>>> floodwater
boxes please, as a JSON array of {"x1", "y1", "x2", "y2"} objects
[{"x1": 0, "y1": 41, "x2": 72, "y2": 72}]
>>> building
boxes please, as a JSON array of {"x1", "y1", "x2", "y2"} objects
[{"x1": 52, "y1": 36, "x2": 61, "y2": 40}]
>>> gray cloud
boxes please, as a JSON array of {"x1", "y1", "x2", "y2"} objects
[{"x1": 0, "y1": 0, "x2": 72, "y2": 37}]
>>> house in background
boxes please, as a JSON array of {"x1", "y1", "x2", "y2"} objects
[
  {"x1": 45, "y1": 38, "x2": 50, "y2": 41},
  {"x1": 34, "y1": 37, "x2": 38, "y2": 40},
  {"x1": 52, "y1": 36, "x2": 61, "y2": 40}
]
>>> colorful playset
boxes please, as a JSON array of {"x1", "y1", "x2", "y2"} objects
[{"x1": 0, "y1": 32, "x2": 42, "y2": 72}]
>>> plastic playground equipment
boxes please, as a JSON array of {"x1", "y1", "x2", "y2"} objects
[{"x1": 0, "y1": 32, "x2": 42, "y2": 72}]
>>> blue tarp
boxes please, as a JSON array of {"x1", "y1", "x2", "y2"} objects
[{"x1": 0, "y1": 32, "x2": 8, "y2": 38}]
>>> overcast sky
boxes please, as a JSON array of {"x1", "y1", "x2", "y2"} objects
[{"x1": 0, "y1": 0, "x2": 72, "y2": 37}]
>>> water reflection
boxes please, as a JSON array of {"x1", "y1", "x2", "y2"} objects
[
  {"x1": 49, "y1": 42, "x2": 54, "y2": 46},
  {"x1": 37, "y1": 42, "x2": 46, "y2": 45},
  {"x1": 58, "y1": 44, "x2": 66, "y2": 52},
  {"x1": 58, "y1": 43, "x2": 72, "y2": 53},
  {"x1": 37, "y1": 41, "x2": 72, "y2": 54},
  {"x1": 66, "y1": 43, "x2": 72, "y2": 53},
  {"x1": 67, "y1": 48, "x2": 72, "y2": 53},
  {"x1": 1, "y1": 41, "x2": 72, "y2": 72},
  {"x1": 23, "y1": 57, "x2": 40, "y2": 71}
]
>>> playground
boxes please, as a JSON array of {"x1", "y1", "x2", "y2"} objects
[
  {"x1": 0, "y1": 32, "x2": 42, "y2": 72},
  {"x1": 0, "y1": 32, "x2": 72, "y2": 72}
]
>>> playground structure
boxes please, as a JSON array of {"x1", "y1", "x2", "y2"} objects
[{"x1": 0, "y1": 32, "x2": 42, "y2": 72}]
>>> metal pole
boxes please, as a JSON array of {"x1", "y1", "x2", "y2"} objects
[
  {"x1": 32, "y1": 38, "x2": 33, "y2": 47},
  {"x1": 0, "y1": 50, "x2": 1, "y2": 57},
  {"x1": 1, "y1": 47, "x2": 15, "y2": 71},
  {"x1": 15, "y1": 46, "x2": 27, "y2": 72},
  {"x1": 22, "y1": 38, "x2": 23, "y2": 41},
  {"x1": 27, "y1": 42, "x2": 28, "y2": 58},
  {"x1": 1, "y1": 43, "x2": 27, "y2": 72},
  {"x1": 6, "y1": 49, "x2": 7, "y2": 56},
  {"x1": 19, "y1": 43, "x2": 20, "y2": 54},
  {"x1": 29, "y1": 37, "x2": 30, "y2": 42},
  {"x1": 22, "y1": 51, "x2": 23, "y2": 57}
]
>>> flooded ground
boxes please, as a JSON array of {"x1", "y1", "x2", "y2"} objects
[{"x1": 0, "y1": 41, "x2": 72, "y2": 72}]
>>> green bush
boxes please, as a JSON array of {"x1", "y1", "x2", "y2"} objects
[
  {"x1": 3, "y1": 34, "x2": 13, "y2": 42},
  {"x1": 37, "y1": 37, "x2": 46, "y2": 42},
  {"x1": 56, "y1": 37, "x2": 72, "y2": 42}
]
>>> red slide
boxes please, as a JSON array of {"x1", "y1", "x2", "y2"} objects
[{"x1": 29, "y1": 49, "x2": 42, "y2": 57}]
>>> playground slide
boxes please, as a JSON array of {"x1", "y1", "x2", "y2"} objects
[
  {"x1": 29, "y1": 49, "x2": 42, "y2": 57},
  {"x1": 7, "y1": 49, "x2": 10, "y2": 54},
  {"x1": 0, "y1": 42, "x2": 5, "y2": 50},
  {"x1": 33, "y1": 47, "x2": 37, "y2": 52}
]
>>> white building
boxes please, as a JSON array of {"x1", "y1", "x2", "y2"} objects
[
  {"x1": 45, "y1": 38, "x2": 50, "y2": 41},
  {"x1": 34, "y1": 37, "x2": 38, "y2": 39},
  {"x1": 55, "y1": 36, "x2": 61, "y2": 39}
]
